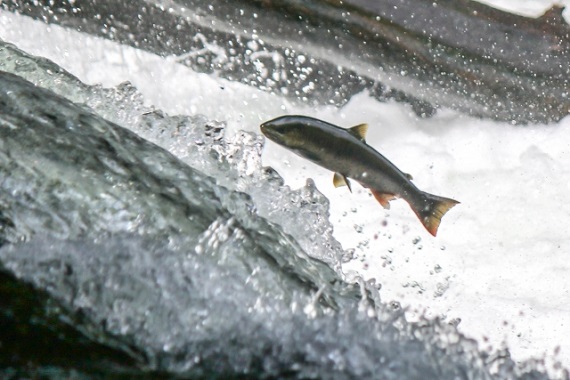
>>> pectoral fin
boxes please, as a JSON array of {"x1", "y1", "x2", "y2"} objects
[
  {"x1": 333, "y1": 172, "x2": 352, "y2": 192},
  {"x1": 371, "y1": 190, "x2": 396, "y2": 210}
]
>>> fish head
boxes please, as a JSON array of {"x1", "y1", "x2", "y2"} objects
[{"x1": 260, "y1": 116, "x2": 308, "y2": 150}]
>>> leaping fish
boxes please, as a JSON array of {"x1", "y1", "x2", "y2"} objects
[{"x1": 260, "y1": 115, "x2": 459, "y2": 236}]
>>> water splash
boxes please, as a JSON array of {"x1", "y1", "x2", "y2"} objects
[{"x1": 0, "y1": 37, "x2": 566, "y2": 379}]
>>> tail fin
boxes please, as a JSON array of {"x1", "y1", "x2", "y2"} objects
[{"x1": 412, "y1": 193, "x2": 459, "y2": 237}]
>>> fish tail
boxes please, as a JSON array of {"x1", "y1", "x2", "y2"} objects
[{"x1": 412, "y1": 193, "x2": 459, "y2": 237}]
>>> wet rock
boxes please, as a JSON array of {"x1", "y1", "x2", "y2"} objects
[{"x1": 4, "y1": 0, "x2": 570, "y2": 123}]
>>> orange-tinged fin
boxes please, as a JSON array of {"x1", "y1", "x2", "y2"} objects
[
  {"x1": 371, "y1": 190, "x2": 396, "y2": 210},
  {"x1": 348, "y1": 123, "x2": 368, "y2": 142},
  {"x1": 333, "y1": 172, "x2": 352, "y2": 192},
  {"x1": 412, "y1": 193, "x2": 459, "y2": 237}
]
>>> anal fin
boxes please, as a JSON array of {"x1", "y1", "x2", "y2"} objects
[{"x1": 371, "y1": 190, "x2": 396, "y2": 210}]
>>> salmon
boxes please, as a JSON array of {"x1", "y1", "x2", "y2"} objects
[{"x1": 260, "y1": 115, "x2": 459, "y2": 236}]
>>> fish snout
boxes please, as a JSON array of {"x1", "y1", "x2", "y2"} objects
[
  {"x1": 259, "y1": 122, "x2": 282, "y2": 142},
  {"x1": 260, "y1": 122, "x2": 268, "y2": 134},
  {"x1": 260, "y1": 116, "x2": 304, "y2": 147}
]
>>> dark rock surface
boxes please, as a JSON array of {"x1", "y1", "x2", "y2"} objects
[{"x1": 3, "y1": 0, "x2": 570, "y2": 123}]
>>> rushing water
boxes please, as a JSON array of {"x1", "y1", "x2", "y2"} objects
[{"x1": 0, "y1": 34, "x2": 566, "y2": 379}]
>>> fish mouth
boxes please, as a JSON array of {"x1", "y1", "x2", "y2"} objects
[
  {"x1": 259, "y1": 123, "x2": 269, "y2": 137},
  {"x1": 259, "y1": 122, "x2": 282, "y2": 142}
]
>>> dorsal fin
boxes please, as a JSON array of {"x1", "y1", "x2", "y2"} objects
[
  {"x1": 348, "y1": 123, "x2": 368, "y2": 142},
  {"x1": 333, "y1": 172, "x2": 352, "y2": 192}
]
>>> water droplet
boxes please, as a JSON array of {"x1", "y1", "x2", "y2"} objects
[
  {"x1": 434, "y1": 282, "x2": 449, "y2": 297},
  {"x1": 389, "y1": 301, "x2": 401, "y2": 310},
  {"x1": 448, "y1": 318, "x2": 462, "y2": 327},
  {"x1": 341, "y1": 249, "x2": 355, "y2": 263}
]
